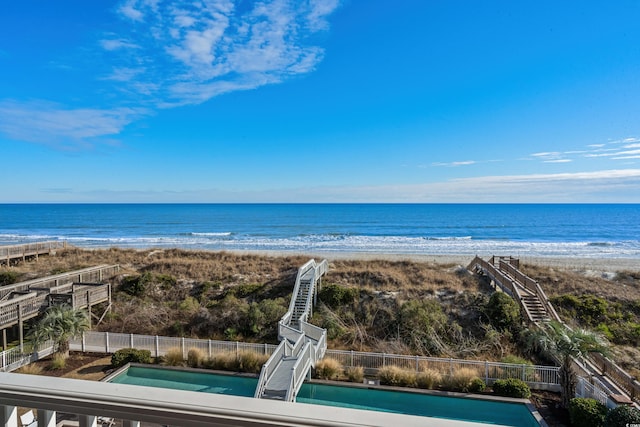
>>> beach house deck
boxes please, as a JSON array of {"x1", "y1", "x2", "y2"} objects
[{"x1": 0, "y1": 265, "x2": 119, "y2": 351}]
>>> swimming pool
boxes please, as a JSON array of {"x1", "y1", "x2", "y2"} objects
[{"x1": 107, "y1": 366, "x2": 541, "y2": 427}]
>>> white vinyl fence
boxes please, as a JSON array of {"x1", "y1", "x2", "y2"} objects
[
  {"x1": 62, "y1": 331, "x2": 560, "y2": 391},
  {"x1": 0, "y1": 340, "x2": 55, "y2": 372}
]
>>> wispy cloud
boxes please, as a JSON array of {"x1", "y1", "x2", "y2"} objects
[
  {"x1": 30, "y1": 168, "x2": 640, "y2": 203},
  {"x1": 0, "y1": 100, "x2": 146, "y2": 149},
  {"x1": 108, "y1": 0, "x2": 341, "y2": 107},
  {"x1": 529, "y1": 151, "x2": 572, "y2": 163},
  {"x1": 522, "y1": 137, "x2": 640, "y2": 165},
  {"x1": 0, "y1": 0, "x2": 340, "y2": 149},
  {"x1": 431, "y1": 160, "x2": 476, "y2": 167},
  {"x1": 336, "y1": 169, "x2": 640, "y2": 203},
  {"x1": 100, "y1": 38, "x2": 140, "y2": 51}
]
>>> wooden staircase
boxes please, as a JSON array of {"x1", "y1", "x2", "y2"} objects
[{"x1": 521, "y1": 293, "x2": 550, "y2": 323}]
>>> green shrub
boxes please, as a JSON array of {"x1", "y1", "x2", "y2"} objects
[
  {"x1": 120, "y1": 273, "x2": 149, "y2": 297},
  {"x1": 111, "y1": 348, "x2": 152, "y2": 368},
  {"x1": 604, "y1": 405, "x2": 640, "y2": 427},
  {"x1": 492, "y1": 378, "x2": 531, "y2": 398},
  {"x1": 398, "y1": 299, "x2": 449, "y2": 354},
  {"x1": 609, "y1": 321, "x2": 640, "y2": 346},
  {"x1": 416, "y1": 369, "x2": 442, "y2": 389},
  {"x1": 468, "y1": 377, "x2": 486, "y2": 393},
  {"x1": 318, "y1": 283, "x2": 358, "y2": 308},
  {"x1": 155, "y1": 273, "x2": 177, "y2": 289},
  {"x1": 345, "y1": 366, "x2": 364, "y2": 383},
  {"x1": 485, "y1": 292, "x2": 521, "y2": 331},
  {"x1": 568, "y1": 398, "x2": 607, "y2": 427},
  {"x1": 233, "y1": 283, "x2": 263, "y2": 298},
  {"x1": 0, "y1": 270, "x2": 19, "y2": 286}
]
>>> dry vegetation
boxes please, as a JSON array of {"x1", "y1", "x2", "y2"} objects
[{"x1": 4, "y1": 248, "x2": 640, "y2": 367}]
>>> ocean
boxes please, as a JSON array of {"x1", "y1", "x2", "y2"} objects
[{"x1": 1, "y1": 204, "x2": 639, "y2": 259}]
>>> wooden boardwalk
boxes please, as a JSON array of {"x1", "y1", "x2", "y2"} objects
[
  {"x1": 0, "y1": 241, "x2": 66, "y2": 265},
  {"x1": 469, "y1": 255, "x2": 639, "y2": 406},
  {"x1": 0, "y1": 265, "x2": 119, "y2": 350}
]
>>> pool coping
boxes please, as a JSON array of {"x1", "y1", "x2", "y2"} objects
[{"x1": 103, "y1": 363, "x2": 548, "y2": 427}]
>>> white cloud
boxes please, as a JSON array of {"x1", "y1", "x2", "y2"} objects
[
  {"x1": 118, "y1": 1, "x2": 145, "y2": 21},
  {"x1": 100, "y1": 38, "x2": 140, "y2": 51},
  {"x1": 432, "y1": 160, "x2": 476, "y2": 167},
  {"x1": 0, "y1": 100, "x2": 146, "y2": 149},
  {"x1": 1, "y1": 0, "x2": 340, "y2": 149},
  {"x1": 106, "y1": 0, "x2": 340, "y2": 106},
  {"x1": 102, "y1": 67, "x2": 145, "y2": 82},
  {"x1": 544, "y1": 159, "x2": 572, "y2": 163},
  {"x1": 346, "y1": 169, "x2": 640, "y2": 203},
  {"x1": 612, "y1": 155, "x2": 640, "y2": 160}
]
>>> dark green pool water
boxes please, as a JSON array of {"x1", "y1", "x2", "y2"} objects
[{"x1": 109, "y1": 366, "x2": 539, "y2": 426}]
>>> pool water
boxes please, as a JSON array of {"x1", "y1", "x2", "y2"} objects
[{"x1": 109, "y1": 366, "x2": 539, "y2": 427}]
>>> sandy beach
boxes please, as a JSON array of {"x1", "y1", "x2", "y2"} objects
[{"x1": 220, "y1": 249, "x2": 640, "y2": 273}]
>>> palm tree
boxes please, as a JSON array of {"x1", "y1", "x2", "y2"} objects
[
  {"x1": 525, "y1": 321, "x2": 608, "y2": 408},
  {"x1": 30, "y1": 305, "x2": 90, "y2": 358}
]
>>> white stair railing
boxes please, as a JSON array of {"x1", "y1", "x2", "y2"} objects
[{"x1": 255, "y1": 259, "x2": 328, "y2": 401}]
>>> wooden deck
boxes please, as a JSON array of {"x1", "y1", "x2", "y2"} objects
[
  {"x1": 0, "y1": 241, "x2": 67, "y2": 265},
  {"x1": 0, "y1": 265, "x2": 119, "y2": 349}
]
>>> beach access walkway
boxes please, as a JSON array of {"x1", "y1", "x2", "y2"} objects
[
  {"x1": 254, "y1": 259, "x2": 328, "y2": 401},
  {"x1": 468, "y1": 256, "x2": 639, "y2": 408},
  {"x1": 0, "y1": 265, "x2": 119, "y2": 351},
  {"x1": 0, "y1": 241, "x2": 66, "y2": 266}
]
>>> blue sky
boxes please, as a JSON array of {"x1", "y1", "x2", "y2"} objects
[{"x1": 1, "y1": 1, "x2": 640, "y2": 203}]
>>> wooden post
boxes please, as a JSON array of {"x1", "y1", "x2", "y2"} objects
[{"x1": 2, "y1": 329, "x2": 6, "y2": 351}]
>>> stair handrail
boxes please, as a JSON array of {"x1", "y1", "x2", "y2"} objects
[
  {"x1": 284, "y1": 260, "x2": 317, "y2": 322},
  {"x1": 301, "y1": 320, "x2": 327, "y2": 361},
  {"x1": 300, "y1": 268, "x2": 318, "y2": 323},
  {"x1": 290, "y1": 332, "x2": 306, "y2": 356},
  {"x1": 284, "y1": 342, "x2": 314, "y2": 402},
  {"x1": 278, "y1": 321, "x2": 303, "y2": 343},
  {"x1": 469, "y1": 257, "x2": 536, "y2": 324},
  {"x1": 254, "y1": 339, "x2": 288, "y2": 398}
]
